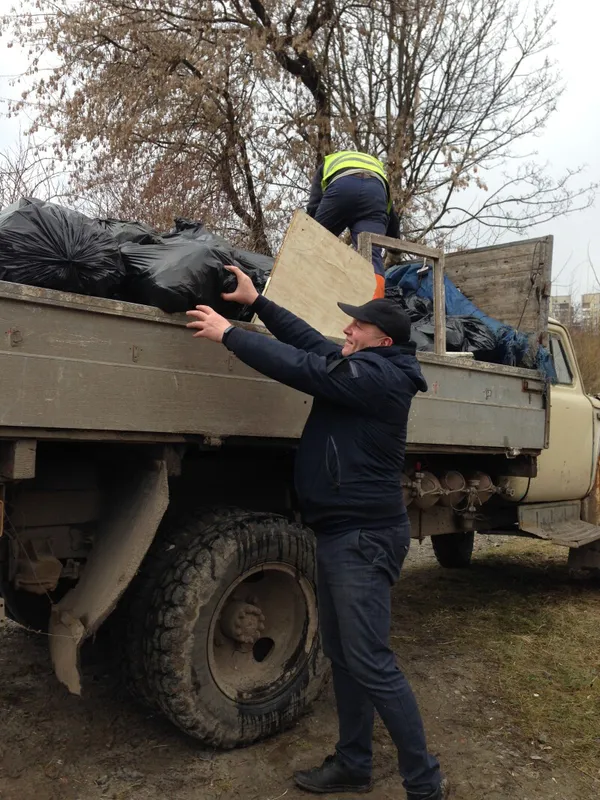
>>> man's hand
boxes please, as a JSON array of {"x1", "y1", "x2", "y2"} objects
[
  {"x1": 222, "y1": 265, "x2": 260, "y2": 306},
  {"x1": 186, "y1": 305, "x2": 231, "y2": 343}
]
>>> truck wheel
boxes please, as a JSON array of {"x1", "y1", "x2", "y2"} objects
[
  {"x1": 118, "y1": 506, "x2": 241, "y2": 707},
  {"x1": 143, "y1": 512, "x2": 326, "y2": 747},
  {"x1": 431, "y1": 532, "x2": 475, "y2": 568}
]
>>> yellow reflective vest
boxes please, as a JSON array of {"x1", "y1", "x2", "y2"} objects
[{"x1": 321, "y1": 150, "x2": 391, "y2": 210}]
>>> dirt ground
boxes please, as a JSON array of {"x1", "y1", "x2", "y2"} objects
[{"x1": 1, "y1": 535, "x2": 598, "y2": 800}]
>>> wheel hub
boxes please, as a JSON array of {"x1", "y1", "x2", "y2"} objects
[
  {"x1": 205, "y1": 563, "x2": 318, "y2": 703},
  {"x1": 219, "y1": 599, "x2": 266, "y2": 647}
]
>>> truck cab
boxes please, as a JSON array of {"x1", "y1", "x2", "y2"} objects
[
  {"x1": 521, "y1": 320, "x2": 600, "y2": 504},
  {"x1": 501, "y1": 319, "x2": 600, "y2": 572}
]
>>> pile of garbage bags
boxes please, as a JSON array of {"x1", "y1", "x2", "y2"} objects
[
  {"x1": 0, "y1": 197, "x2": 554, "y2": 378},
  {"x1": 0, "y1": 199, "x2": 273, "y2": 320},
  {"x1": 385, "y1": 262, "x2": 557, "y2": 380}
]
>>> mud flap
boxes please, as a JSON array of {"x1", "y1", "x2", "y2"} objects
[
  {"x1": 518, "y1": 501, "x2": 600, "y2": 547},
  {"x1": 49, "y1": 458, "x2": 169, "y2": 694}
]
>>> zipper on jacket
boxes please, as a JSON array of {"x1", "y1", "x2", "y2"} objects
[{"x1": 325, "y1": 436, "x2": 341, "y2": 489}]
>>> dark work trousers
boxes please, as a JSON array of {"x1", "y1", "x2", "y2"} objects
[
  {"x1": 316, "y1": 523, "x2": 441, "y2": 797},
  {"x1": 314, "y1": 174, "x2": 389, "y2": 298}
]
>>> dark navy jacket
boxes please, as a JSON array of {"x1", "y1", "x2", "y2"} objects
[{"x1": 223, "y1": 295, "x2": 427, "y2": 532}]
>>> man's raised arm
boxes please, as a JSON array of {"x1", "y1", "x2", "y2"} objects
[{"x1": 223, "y1": 266, "x2": 339, "y2": 358}]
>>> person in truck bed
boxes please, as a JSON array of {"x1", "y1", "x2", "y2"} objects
[
  {"x1": 306, "y1": 150, "x2": 401, "y2": 299},
  {"x1": 186, "y1": 266, "x2": 448, "y2": 800}
]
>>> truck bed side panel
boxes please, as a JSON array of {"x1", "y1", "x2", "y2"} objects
[
  {"x1": 444, "y1": 236, "x2": 552, "y2": 345},
  {"x1": 0, "y1": 282, "x2": 547, "y2": 452}
]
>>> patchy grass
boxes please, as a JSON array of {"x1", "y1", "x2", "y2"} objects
[{"x1": 398, "y1": 538, "x2": 600, "y2": 776}]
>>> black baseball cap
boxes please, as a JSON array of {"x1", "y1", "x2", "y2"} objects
[{"x1": 337, "y1": 298, "x2": 411, "y2": 344}]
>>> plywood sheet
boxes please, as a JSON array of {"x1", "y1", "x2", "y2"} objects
[
  {"x1": 257, "y1": 211, "x2": 375, "y2": 337},
  {"x1": 444, "y1": 236, "x2": 552, "y2": 339}
]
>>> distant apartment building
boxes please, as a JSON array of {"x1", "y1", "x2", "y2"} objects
[
  {"x1": 549, "y1": 295, "x2": 574, "y2": 325},
  {"x1": 581, "y1": 293, "x2": 600, "y2": 328},
  {"x1": 549, "y1": 292, "x2": 600, "y2": 327}
]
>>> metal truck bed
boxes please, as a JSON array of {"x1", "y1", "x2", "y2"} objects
[{"x1": 0, "y1": 281, "x2": 547, "y2": 454}]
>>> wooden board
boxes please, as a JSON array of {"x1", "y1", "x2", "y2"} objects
[
  {"x1": 444, "y1": 236, "x2": 552, "y2": 343},
  {"x1": 256, "y1": 210, "x2": 375, "y2": 337}
]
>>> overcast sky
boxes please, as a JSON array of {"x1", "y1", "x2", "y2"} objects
[
  {"x1": 517, "y1": 0, "x2": 600, "y2": 298},
  {"x1": 0, "y1": 0, "x2": 598, "y2": 297}
]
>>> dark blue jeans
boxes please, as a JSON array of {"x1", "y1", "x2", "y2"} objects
[
  {"x1": 316, "y1": 524, "x2": 441, "y2": 797},
  {"x1": 314, "y1": 174, "x2": 389, "y2": 296}
]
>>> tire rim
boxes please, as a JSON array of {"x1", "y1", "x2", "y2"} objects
[{"x1": 204, "y1": 562, "x2": 318, "y2": 703}]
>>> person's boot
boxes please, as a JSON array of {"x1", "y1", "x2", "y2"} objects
[
  {"x1": 407, "y1": 777, "x2": 451, "y2": 800},
  {"x1": 294, "y1": 753, "x2": 373, "y2": 794}
]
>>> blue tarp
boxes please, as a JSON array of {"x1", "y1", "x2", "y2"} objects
[{"x1": 386, "y1": 262, "x2": 556, "y2": 381}]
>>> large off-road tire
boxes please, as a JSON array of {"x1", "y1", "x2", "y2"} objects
[
  {"x1": 143, "y1": 511, "x2": 327, "y2": 747},
  {"x1": 117, "y1": 506, "x2": 241, "y2": 707},
  {"x1": 431, "y1": 531, "x2": 475, "y2": 568}
]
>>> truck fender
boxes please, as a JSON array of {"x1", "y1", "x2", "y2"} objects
[{"x1": 48, "y1": 458, "x2": 169, "y2": 694}]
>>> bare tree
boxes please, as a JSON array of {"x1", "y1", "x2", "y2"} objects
[
  {"x1": 5, "y1": 0, "x2": 596, "y2": 250},
  {"x1": 76, "y1": 155, "x2": 223, "y2": 234},
  {"x1": 321, "y1": 0, "x2": 597, "y2": 244},
  {"x1": 0, "y1": 132, "x2": 69, "y2": 208}
]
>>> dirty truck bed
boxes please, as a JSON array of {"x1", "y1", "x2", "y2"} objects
[{"x1": 0, "y1": 281, "x2": 547, "y2": 454}]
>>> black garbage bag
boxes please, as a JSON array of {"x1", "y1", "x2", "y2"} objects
[
  {"x1": 409, "y1": 321, "x2": 435, "y2": 351},
  {"x1": 411, "y1": 315, "x2": 466, "y2": 352},
  {"x1": 446, "y1": 318, "x2": 469, "y2": 350},
  {"x1": 97, "y1": 218, "x2": 161, "y2": 246},
  {"x1": 233, "y1": 247, "x2": 274, "y2": 277},
  {"x1": 120, "y1": 238, "x2": 252, "y2": 316},
  {"x1": 231, "y1": 248, "x2": 271, "y2": 295},
  {"x1": 461, "y1": 317, "x2": 497, "y2": 357},
  {"x1": 385, "y1": 288, "x2": 435, "y2": 324},
  {"x1": 384, "y1": 284, "x2": 404, "y2": 304},
  {"x1": 164, "y1": 218, "x2": 230, "y2": 249},
  {"x1": 0, "y1": 198, "x2": 125, "y2": 297},
  {"x1": 405, "y1": 294, "x2": 433, "y2": 321},
  {"x1": 411, "y1": 314, "x2": 495, "y2": 354},
  {"x1": 163, "y1": 218, "x2": 272, "y2": 294}
]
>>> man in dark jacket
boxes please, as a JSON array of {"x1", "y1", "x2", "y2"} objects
[
  {"x1": 186, "y1": 267, "x2": 446, "y2": 800},
  {"x1": 307, "y1": 150, "x2": 401, "y2": 299}
]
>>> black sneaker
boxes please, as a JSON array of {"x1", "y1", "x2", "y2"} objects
[
  {"x1": 294, "y1": 754, "x2": 373, "y2": 794},
  {"x1": 408, "y1": 777, "x2": 451, "y2": 800}
]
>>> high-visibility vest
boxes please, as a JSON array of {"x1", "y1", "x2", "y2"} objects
[{"x1": 321, "y1": 150, "x2": 391, "y2": 210}]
